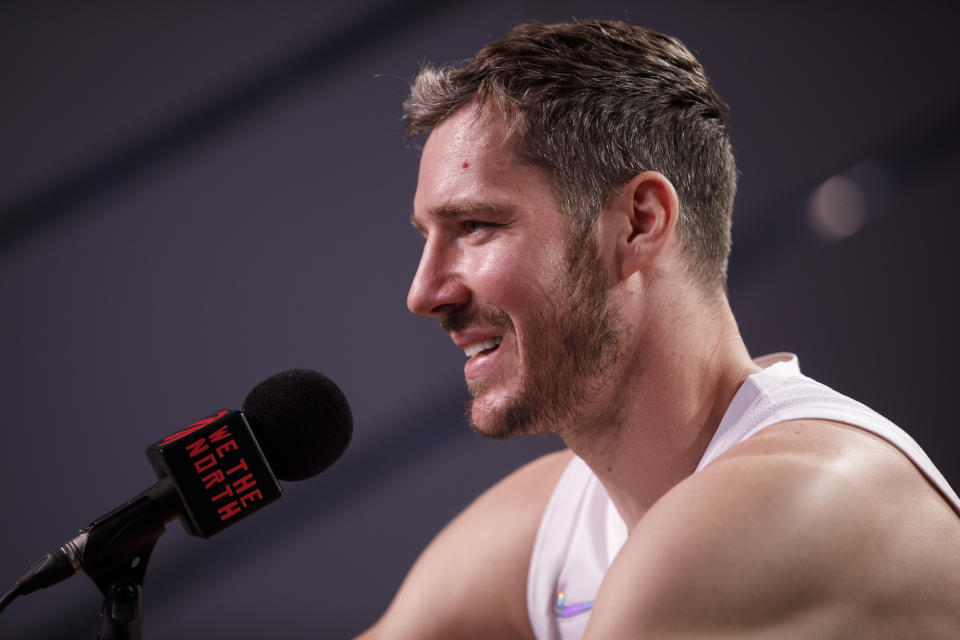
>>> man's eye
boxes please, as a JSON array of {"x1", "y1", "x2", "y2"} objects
[{"x1": 465, "y1": 221, "x2": 491, "y2": 234}]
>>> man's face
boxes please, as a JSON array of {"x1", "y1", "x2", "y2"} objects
[{"x1": 408, "y1": 105, "x2": 622, "y2": 439}]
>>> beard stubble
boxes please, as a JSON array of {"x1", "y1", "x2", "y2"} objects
[{"x1": 445, "y1": 233, "x2": 624, "y2": 440}]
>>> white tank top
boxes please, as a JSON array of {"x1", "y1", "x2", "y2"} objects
[{"x1": 526, "y1": 353, "x2": 960, "y2": 640}]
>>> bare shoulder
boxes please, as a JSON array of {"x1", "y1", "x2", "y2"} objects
[
  {"x1": 586, "y1": 420, "x2": 960, "y2": 639},
  {"x1": 359, "y1": 449, "x2": 574, "y2": 640}
]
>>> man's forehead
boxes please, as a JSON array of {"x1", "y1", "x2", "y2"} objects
[
  {"x1": 414, "y1": 106, "x2": 522, "y2": 209},
  {"x1": 422, "y1": 102, "x2": 515, "y2": 161}
]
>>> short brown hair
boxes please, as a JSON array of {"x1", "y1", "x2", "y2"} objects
[{"x1": 404, "y1": 20, "x2": 737, "y2": 290}]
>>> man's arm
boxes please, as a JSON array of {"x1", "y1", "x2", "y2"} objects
[
  {"x1": 584, "y1": 420, "x2": 960, "y2": 639},
  {"x1": 357, "y1": 449, "x2": 573, "y2": 640}
]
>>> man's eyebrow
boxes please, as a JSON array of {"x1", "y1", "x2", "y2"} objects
[
  {"x1": 410, "y1": 200, "x2": 515, "y2": 229},
  {"x1": 409, "y1": 213, "x2": 425, "y2": 234}
]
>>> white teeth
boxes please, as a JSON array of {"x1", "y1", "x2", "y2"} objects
[{"x1": 463, "y1": 336, "x2": 502, "y2": 358}]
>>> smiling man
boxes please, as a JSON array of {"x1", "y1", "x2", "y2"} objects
[{"x1": 357, "y1": 20, "x2": 960, "y2": 639}]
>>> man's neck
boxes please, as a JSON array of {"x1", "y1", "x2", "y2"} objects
[{"x1": 562, "y1": 290, "x2": 759, "y2": 531}]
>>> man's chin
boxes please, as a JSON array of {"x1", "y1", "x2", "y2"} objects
[
  {"x1": 465, "y1": 392, "x2": 503, "y2": 438},
  {"x1": 466, "y1": 390, "x2": 541, "y2": 440}
]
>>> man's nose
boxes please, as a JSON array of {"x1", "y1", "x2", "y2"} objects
[{"x1": 407, "y1": 239, "x2": 469, "y2": 317}]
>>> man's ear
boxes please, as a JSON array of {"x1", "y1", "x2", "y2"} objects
[{"x1": 608, "y1": 171, "x2": 680, "y2": 281}]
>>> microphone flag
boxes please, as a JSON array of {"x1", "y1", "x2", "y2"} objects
[{"x1": 146, "y1": 409, "x2": 282, "y2": 538}]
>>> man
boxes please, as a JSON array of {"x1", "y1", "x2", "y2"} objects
[{"x1": 359, "y1": 20, "x2": 960, "y2": 639}]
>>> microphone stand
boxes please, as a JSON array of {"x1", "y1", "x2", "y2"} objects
[{"x1": 80, "y1": 478, "x2": 179, "y2": 640}]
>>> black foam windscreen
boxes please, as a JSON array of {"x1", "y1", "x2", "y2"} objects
[{"x1": 242, "y1": 369, "x2": 352, "y2": 482}]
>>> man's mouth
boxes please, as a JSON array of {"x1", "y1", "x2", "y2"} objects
[{"x1": 463, "y1": 336, "x2": 503, "y2": 358}]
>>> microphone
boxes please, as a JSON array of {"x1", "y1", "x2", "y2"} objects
[{"x1": 0, "y1": 369, "x2": 352, "y2": 613}]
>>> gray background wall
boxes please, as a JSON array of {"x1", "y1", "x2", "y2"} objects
[{"x1": 1, "y1": 2, "x2": 958, "y2": 638}]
